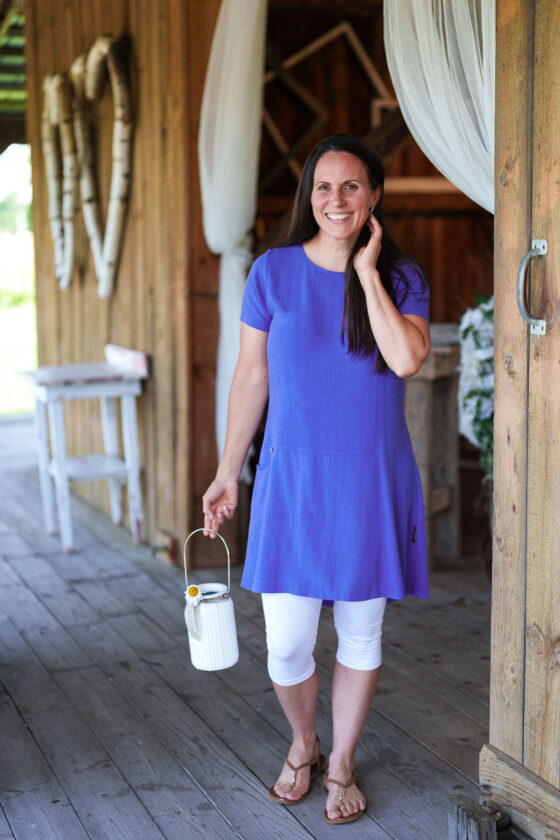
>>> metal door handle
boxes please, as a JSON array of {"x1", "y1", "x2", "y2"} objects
[{"x1": 517, "y1": 239, "x2": 547, "y2": 335}]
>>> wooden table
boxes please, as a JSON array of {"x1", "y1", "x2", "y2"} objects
[
  {"x1": 405, "y1": 323, "x2": 461, "y2": 570},
  {"x1": 20, "y1": 345, "x2": 148, "y2": 553}
]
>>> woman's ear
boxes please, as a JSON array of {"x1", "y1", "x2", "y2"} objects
[{"x1": 369, "y1": 186, "x2": 382, "y2": 211}]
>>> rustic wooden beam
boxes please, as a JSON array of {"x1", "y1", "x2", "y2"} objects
[
  {"x1": 261, "y1": 109, "x2": 303, "y2": 182},
  {"x1": 362, "y1": 105, "x2": 412, "y2": 164},
  {"x1": 480, "y1": 744, "x2": 560, "y2": 840},
  {"x1": 264, "y1": 21, "x2": 389, "y2": 97},
  {"x1": 383, "y1": 193, "x2": 483, "y2": 214},
  {"x1": 430, "y1": 485, "x2": 452, "y2": 516},
  {"x1": 524, "y1": 0, "x2": 560, "y2": 788},
  {"x1": 385, "y1": 177, "x2": 460, "y2": 194},
  {"x1": 489, "y1": 0, "x2": 532, "y2": 764},
  {"x1": 448, "y1": 795, "x2": 497, "y2": 840}
]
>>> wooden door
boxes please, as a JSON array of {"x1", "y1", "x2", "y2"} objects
[{"x1": 479, "y1": 1, "x2": 560, "y2": 836}]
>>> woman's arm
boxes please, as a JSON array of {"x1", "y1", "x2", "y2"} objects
[
  {"x1": 354, "y1": 216, "x2": 431, "y2": 378},
  {"x1": 202, "y1": 323, "x2": 269, "y2": 537}
]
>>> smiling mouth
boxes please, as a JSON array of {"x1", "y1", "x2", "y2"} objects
[{"x1": 325, "y1": 212, "x2": 353, "y2": 222}]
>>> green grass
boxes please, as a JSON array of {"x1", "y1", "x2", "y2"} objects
[{"x1": 0, "y1": 231, "x2": 36, "y2": 415}]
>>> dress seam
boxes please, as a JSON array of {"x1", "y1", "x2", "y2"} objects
[{"x1": 261, "y1": 444, "x2": 387, "y2": 456}]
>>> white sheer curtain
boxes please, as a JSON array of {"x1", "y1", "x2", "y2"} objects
[
  {"x1": 384, "y1": 0, "x2": 495, "y2": 213},
  {"x1": 198, "y1": 0, "x2": 267, "y2": 481}
]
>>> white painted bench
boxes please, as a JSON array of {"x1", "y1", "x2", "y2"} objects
[{"x1": 20, "y1": 345, "x2": 149, "y2": 553}]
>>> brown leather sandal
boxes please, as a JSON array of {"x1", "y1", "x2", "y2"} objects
[
  {"x1": 268, "y1": 736, "x2": 325, "y2": 805},
  {"x1": 323, "y1": 770, "x2": 366, "y2": 824}
]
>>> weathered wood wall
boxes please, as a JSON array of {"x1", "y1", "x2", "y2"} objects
[{"x1": 24, "y1": 0, "x2": 222, "y2": 563}]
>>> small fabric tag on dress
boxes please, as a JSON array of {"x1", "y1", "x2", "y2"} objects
[{"x1": 412, "y1": 526, "x2": 418, "y2": 543}]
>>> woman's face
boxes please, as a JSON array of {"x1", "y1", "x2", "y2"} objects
[{"x1": 310, "y1": 151, "x2": 379, "y2": 247}]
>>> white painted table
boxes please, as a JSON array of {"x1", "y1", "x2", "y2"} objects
[{"x1": 20, "y1": 345, "x2": 148, "y2": 553}]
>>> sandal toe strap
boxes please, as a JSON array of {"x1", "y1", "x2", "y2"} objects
[
  {"x1": 285, "y1": 736, "x2": 321, "y2": 788},
  {"x1": 324, "y1": 771, "x2": 357, "y2": 802}
]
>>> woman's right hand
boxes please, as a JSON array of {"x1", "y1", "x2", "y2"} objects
[{"x1": 202, "y1": 478, "x2": 238, "y2": 537}]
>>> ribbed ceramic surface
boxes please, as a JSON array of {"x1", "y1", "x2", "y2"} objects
[{"x1": 185, "y1": 595, "x2": 239, "y2": 671}]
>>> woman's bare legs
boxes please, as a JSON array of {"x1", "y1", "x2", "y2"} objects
[
  {"x1": 324, "y1": 662, "x2": 381, "y2": 820},
  {"x1": 271, "y1": 670, "x2": 320, "y2": 800}
]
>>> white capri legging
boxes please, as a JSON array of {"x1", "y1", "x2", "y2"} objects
[{"x1": 261, "y1": 593, "x2": 387, "y2": 687}]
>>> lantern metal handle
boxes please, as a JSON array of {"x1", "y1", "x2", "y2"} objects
[
  {"x1": 517, "y1": 239, "x2": 547, "y2": 335},
  {"x1": 183, "y1": 528, "x2": 231, "y2": 592}
]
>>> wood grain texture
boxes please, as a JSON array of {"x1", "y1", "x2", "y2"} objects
[
  {"x1": 0, "y1": 446, "x2": 494, "y2": 840},
  {"x1": 0, "y1": 808, "x2": 15, "y2": 840},
  {"x1": 448, "y1": 795, "x2": 497, "y2": 840},
  {"x1": 524, "y1": 0, "x2": 560, "y2": 787},
  {"x1": 0, "y1": 679, "x2": 89, "y2": 840},
  {"x1": 54, "y1": 665, "x2": 241, "y2": 840},
  {"x1": 489, "y1": 0, "x2": 533, "y2": 761},
  {"x1": 24, "y1": 0, "x2": 216, "y2": 556},
  {"x1": 184, "y1": 0, "x2": 222, "y2": 567},
  {"x1": 0, "y1": 617, "x2": 168, "y2": 840},
  {"x1": 480, "y1": 744, "x2": 560, "y2": 840},
  {"x1": 155, "y1": 646, "x2": 459, "y2": 840},
  {"x1": 405, "y1": 341, "x2": 461, "y2": 569}
]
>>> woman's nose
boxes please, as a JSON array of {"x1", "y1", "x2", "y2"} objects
[{"x1": 332, "y1": 189, "x2": 345, "y2": 205}]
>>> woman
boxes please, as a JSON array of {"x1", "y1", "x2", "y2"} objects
[{"x1": 202, "y1": 134, "x2": 431, "y2": 824}]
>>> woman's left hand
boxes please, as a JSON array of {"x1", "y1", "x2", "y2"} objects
[{"x1": 353, "y1": 215, "x2": 383, "y2": 283}]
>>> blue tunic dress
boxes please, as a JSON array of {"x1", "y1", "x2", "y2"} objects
[{"x1": 240, "y1": 244, "x2": 430, "y2": 603}]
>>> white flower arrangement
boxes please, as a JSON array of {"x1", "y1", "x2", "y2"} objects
[{"x1": 458, "y1": 295, "x2": 494, "y2": 476}]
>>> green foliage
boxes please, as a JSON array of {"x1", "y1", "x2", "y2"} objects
[
  {"x1": 0, "y1": 287, "x2": 33, "y2": 306},
  {"x1": 0, "y1": 190, "x2": 31, "y2": 233},
  {"x1": 458, "y1": 294, "x2": 495, "y2": 477}
]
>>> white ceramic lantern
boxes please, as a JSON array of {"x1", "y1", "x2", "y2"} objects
[{"x1": 183, "y1": 529, "x2": 239, "y2": 671}]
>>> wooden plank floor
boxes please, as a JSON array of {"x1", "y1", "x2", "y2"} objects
[{"x1": 0, "y1": 417, "x2": 491, "y2": 839}]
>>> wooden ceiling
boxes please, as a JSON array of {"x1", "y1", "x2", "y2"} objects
[{"x1": 0, "y1": 0, "x2": 26, "y2": 151}]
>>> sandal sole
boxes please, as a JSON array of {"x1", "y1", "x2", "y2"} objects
[{"x1": 323, "y1": 807, "x2": 365, "y2": 824}]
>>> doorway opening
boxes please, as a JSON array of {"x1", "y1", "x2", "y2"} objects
[
  {"x1": 0, "y1": 142, "x2": 36, "y2": 416},
  {"x1": 257, "y1": 1, "x2": 495, "y2": 574}
]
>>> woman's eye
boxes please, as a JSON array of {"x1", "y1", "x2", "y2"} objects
[
  {"x1": 317, "y1": 184, "x2": 329, "y2": 191},
  {"x1": 345, "y1": 183, "x2": 358, "y2": 190}
]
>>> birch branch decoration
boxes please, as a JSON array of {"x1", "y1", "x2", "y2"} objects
[
  {"x1": 42, "y1": 77, "x2": 63, "y2": 280},
  {"x1": 85, "y1": 36, "x2": 133, "y2": 298},
  {"x1": 41, "y1": 36, "x2": 132, "y2": 297},
  {"x1": 70, "y1": 52, "x2": 104, "y2": 283},
  {"x1": 42, "y1": 73, "x2": 78, "y2": 289}
]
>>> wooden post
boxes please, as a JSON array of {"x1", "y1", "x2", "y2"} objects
[
  {"x1": 447, "y1": 795, "x2": 497, "y2": 840},
  {"x1": 405, "y1": 325, "x2": 461, "y2": 569},
  {"x1": 489, "y1": 0, "x2": 532, "y2": 763},
  {"x1": 480, "y1": 2, "x2": 560, "y2": 837},
  {"x1": 524, "y1": 0, "x2": 560, "y2": 789}
]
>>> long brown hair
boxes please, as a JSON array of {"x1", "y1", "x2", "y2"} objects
[{"x1": 280, "y1": 134, "x2": 427, "y2": 373}]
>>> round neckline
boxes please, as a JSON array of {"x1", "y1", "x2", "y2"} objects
[{"x1": 299, "y1": 243, "x2": 345, "y2": 276}]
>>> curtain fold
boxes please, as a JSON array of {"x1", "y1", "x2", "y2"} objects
[
  {"x1": 198, "y1": 0, "x2": 268, "y2": 481},
  {"x1": 384, "y1": 0, "x2": 495, "y2": 213}
]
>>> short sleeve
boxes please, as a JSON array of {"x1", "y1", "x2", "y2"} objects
[
  {"x1": 393, "y1": 262, "x2": 430, "y2": 322},
  {"x1": 240, "y1": 252, "x2": 272, "y2": 332}
]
